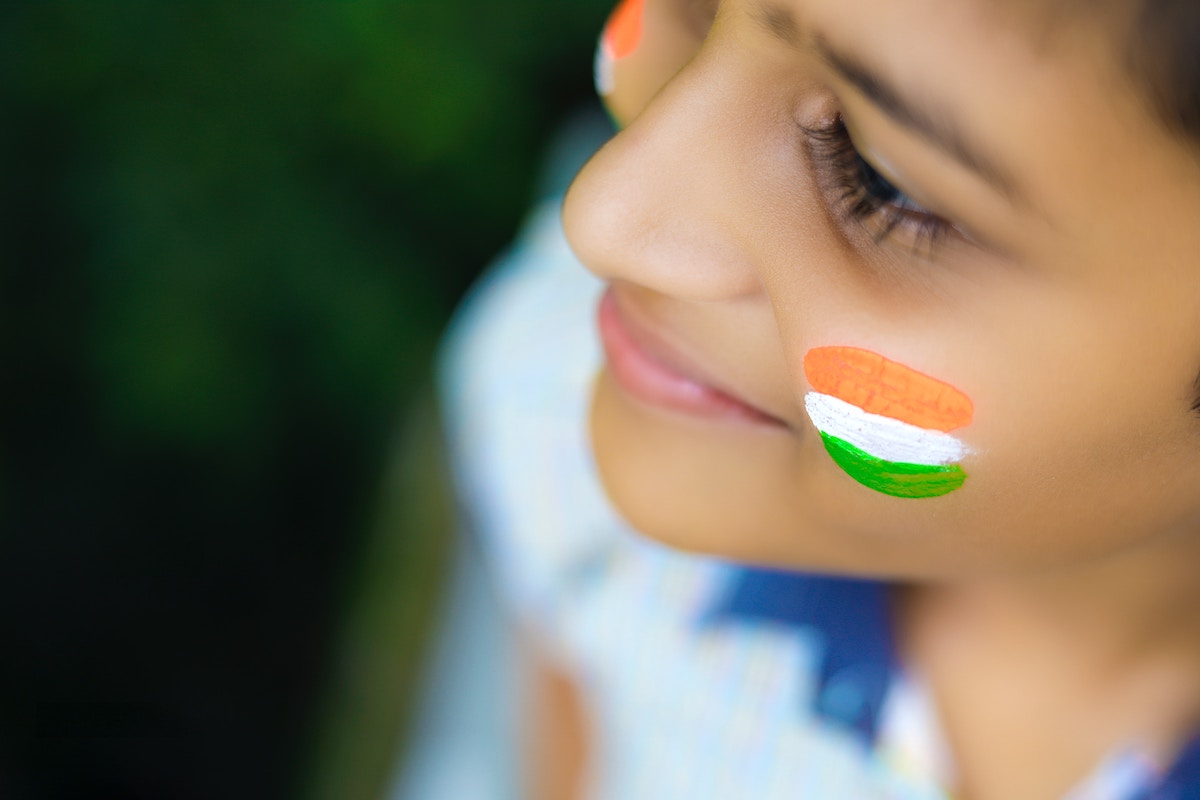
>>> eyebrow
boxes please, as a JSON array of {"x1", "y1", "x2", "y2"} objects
[{"x1": 753, "y1": 2, "x2": 1026, "y2": 206}]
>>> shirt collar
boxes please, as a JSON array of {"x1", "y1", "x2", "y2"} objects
[{"x1": 702, "y1": 566, "x2": 897, "y2": 744}]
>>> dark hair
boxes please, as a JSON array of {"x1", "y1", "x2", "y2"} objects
[{"x1": 1128, "y1": 0, "x2": 1200, "y2": 140}]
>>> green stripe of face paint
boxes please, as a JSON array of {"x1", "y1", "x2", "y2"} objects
[{"x1": 819, "y1": 432, "x2": 967, "y2": 499}]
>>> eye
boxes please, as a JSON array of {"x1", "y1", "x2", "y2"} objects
[{"x1": 803, "y1": 116, "x2": 956, "y2": 258}]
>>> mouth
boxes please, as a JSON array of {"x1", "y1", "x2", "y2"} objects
[{"x1": 596, "y1": 286, "x2": 788, "y2": 428}]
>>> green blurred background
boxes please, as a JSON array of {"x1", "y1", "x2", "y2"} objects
[{"x1": 1, "y1": 2, "x2": 611, "y2": 798}]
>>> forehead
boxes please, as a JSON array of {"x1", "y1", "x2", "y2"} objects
[
  {"x1": 742, "y1": 0, "x2": 1155, "y2": 160},
  {"x1": 740, "y1": 0, "x2": 1135, "y2": 81},
  {"x1": 760, "y1": 0, "x2": 1120, "y2": 132}
]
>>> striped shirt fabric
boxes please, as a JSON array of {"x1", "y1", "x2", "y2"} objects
[{"x1": 437, "y1": 198, "x2": 1200, "y2": 800}]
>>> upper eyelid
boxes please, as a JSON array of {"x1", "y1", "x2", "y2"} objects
[
  {"x1": 837, "y1": 122, "x2": 1006, "y2": 253},
  {"x1": 828, "y1": 109, "x2": 1024, "y2": 257},
  {"x1": 837, "y1": 120, "x2": 940, "y2": 215},
  {"x1": 857, "y1": 159, "x2": 1005, "y2": 256},
  {"x1": 801, "y1": 116, "x2": 960, "y2": 256}
]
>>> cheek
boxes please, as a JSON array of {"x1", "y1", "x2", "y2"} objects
[
  {"x1": 595, "y1": 0, "x2": 645, "y2": 100},
  {"x1": 590, "y1": 365, "x2": 1189, "y2": 579},
  {"x1": 588, "y1": 299, "x2": 1200, "y2": 577},
  {"x1": 594, "y1": 0, "x2": 706, "y2": 126},
  {"x1": 590, "y1": 370, "x2": 813, "y2": 559},
  {"x1": 589, "y1": 368, "x2": 978, "y2": 574}
]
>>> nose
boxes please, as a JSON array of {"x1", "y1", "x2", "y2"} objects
[{"x1": 563, "y1": 40, "x2": 766, "y2": 302}]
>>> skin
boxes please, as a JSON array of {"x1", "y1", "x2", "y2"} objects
[{"x1": 548, "y1": 0, "x2": 1200, "y2": 797}]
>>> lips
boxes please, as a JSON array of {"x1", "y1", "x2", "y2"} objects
[{"x1": 596, "y1": 286, "x2": 785, "y2": 427}]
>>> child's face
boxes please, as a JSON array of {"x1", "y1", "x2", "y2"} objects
[{"x1": 564, "y1": 0, "x2": 1200, "y2": 578}]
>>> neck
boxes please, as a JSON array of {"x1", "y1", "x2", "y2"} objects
[{"x1": 907, "y1": 526, "x2": 1200, "y2": 736}]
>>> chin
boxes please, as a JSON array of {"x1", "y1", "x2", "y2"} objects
[
  {"x1": 590, "y1": 371, "x2": 724, "y2": 553},
  {"x1": 588, "y1": 370, "x2": 809, "y2": 564}
]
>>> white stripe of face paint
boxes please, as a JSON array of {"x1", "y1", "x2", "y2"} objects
[
  {"x1": 594, "y1": 40, "x2": 615, "y2": 96},
  {"x1": 804, "y1": 393, "x2": 971, "y2": 465}
]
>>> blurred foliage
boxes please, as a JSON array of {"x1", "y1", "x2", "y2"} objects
[
  {"x1": 302, "y1": 390, "x2": 456, "y2": 800},
  {"x1": 0, "y1": 1, "x2": 609, "y2": 798}
]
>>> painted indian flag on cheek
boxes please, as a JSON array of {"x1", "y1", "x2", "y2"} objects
[
  {"x1": 803, "y1": 347, "x2": 974, "y2": 499},
  {"x1": 594, "y1": 0, "x2": 645, "y2": 97}
]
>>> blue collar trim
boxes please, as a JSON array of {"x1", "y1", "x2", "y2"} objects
[
  {"x1": 1147, "y1": 738, "x2": 1200, "y2": 799},
  {"x1": 702, "y1": 566, "x2": 897, "y2": 744}
]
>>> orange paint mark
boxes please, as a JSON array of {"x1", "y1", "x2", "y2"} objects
[
  {"x1": 804, "y1": 346, "x2": 974, "y2": 432},
  {"x1": 602, "y1": 0, "x2": 645, "y2": 60}
]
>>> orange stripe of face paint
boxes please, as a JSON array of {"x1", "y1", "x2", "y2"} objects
[
  {"x1": 602, "y1": 0, "x2": 646, "y2": 60},
  {"x1": 804, "y1": 346, "x2": 974, "y2": 432}
]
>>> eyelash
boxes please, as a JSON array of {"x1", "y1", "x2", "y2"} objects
[{"x1": 802, "y1": 116, "x2": 954, "y2": 257}]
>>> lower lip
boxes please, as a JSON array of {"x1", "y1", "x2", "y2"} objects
[{"x1": 596, "y1": 288, "x2": 782, "y2": 426}]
